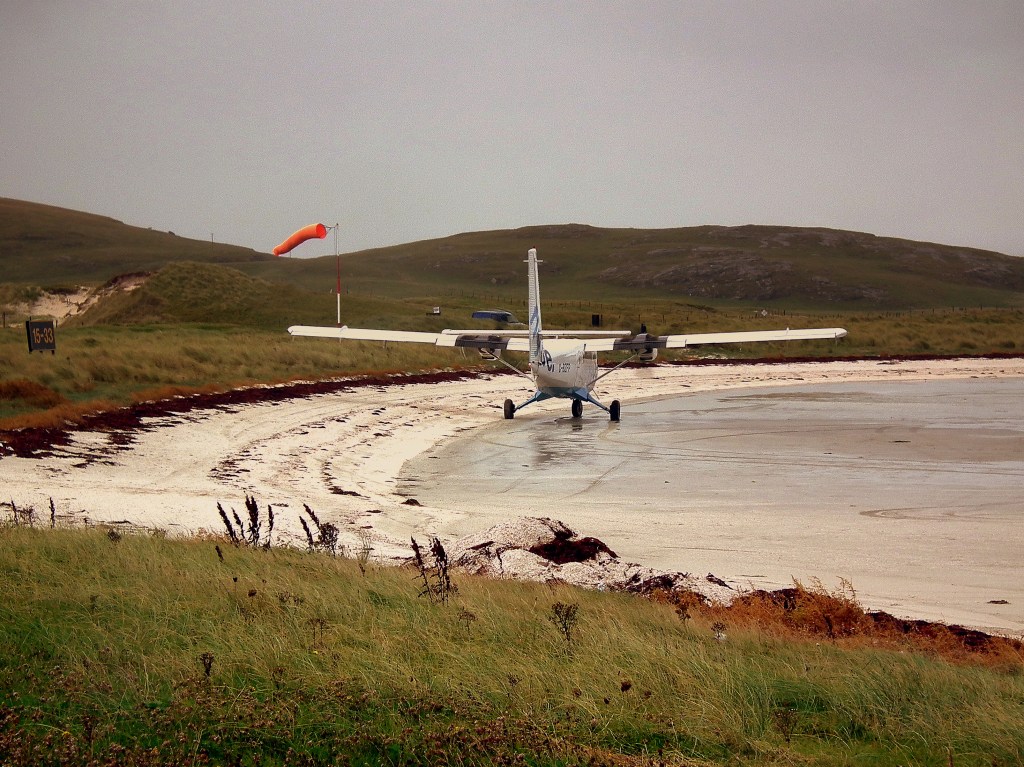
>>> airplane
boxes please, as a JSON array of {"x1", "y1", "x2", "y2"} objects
[{"x1": 288, "y1": 248, "x2": 847, "y2": 421}]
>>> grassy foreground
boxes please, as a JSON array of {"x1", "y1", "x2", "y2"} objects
[{"x1": 0, "y1": 525, "x2": 1021, "y2": 766}]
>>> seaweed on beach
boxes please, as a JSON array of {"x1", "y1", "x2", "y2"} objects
[{"x1": 0, "y1": 369, "x2": 485, "y2": 459}]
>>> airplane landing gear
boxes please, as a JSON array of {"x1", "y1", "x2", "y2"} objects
[
  {"x1": 503, "y1": 399, "x2": 515, "y2": 419},
  {"x1": 571, "y1": 399, "x2": 583, "y2": 418},
  {"x1": 609, "y1": 400, "x2": 620, "y2": 422}
]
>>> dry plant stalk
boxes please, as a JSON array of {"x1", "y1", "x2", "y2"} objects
[
  {"x1": 410, "y1": 536, "x2": 456, "y2": 604},
  {"x1": 301, "y1": 504, "x2": 339, "y2": 555},
  {"x1": 549, "y1": 602, "x2": 580, "y2": 647}
]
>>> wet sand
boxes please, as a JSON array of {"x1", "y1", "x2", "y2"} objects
[{"x1": 400, "y1": 377, "x2": 1024, "y2": 634}]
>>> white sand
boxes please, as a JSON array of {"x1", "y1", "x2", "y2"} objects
[{"x1": 2, "y1": 357, "x2": 1022, "y2": 629}]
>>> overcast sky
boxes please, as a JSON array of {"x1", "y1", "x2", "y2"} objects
[{"x1": 2, "y1": 1, "x2": 1022, "y2": 258}]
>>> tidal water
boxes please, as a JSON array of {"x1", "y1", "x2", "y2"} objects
[{"x1": 400, "y1": 378, "x2": 1024, "y2": 631}]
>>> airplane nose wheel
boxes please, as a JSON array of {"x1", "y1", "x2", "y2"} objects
[
  {"x1": 571, "y1": 399, "x2": 583, "y2": 418},
  {"x1": 503, "y1": 399, "x2": 515, "y2": 419},
  {"x1": 610, "y1": 400, "x2": 620, "y2": 422}
]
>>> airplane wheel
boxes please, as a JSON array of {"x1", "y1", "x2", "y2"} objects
[
  {"x1": 610, "y1": 400, "x2": 620, "y2": 422},
  {"x1": 571, "y1": 399, "x2": 583, "y2": 418},
  {"x1": 503, "y1": 399, "x2": 515, "y2": 419}
]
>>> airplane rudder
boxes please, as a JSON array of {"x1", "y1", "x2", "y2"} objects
[{"x1": 526, "y1": 247, "x2": 544, "y2": 363}]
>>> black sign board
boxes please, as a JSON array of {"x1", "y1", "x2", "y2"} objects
[{"x1": 26, "y1": 320, "x2": 56, "y2": 353}]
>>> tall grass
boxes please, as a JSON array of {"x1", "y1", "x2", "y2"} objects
[{"x1": 0, "y1": 526, "x2": 1021, "y2": 765}]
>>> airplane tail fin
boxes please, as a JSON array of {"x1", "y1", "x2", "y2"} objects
[{"x1": 527, "y1": 248, "x2": 544, "y2": 364}]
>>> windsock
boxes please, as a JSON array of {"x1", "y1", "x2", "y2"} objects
[{"x1": 273, "y1": 223, "x2": 327, "y2": 256}]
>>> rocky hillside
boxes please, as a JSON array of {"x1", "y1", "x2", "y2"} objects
[{"x1": 595, "y1": 225, "x2": 1024, "y2": 303}]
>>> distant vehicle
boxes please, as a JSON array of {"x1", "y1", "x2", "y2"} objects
[
  {"x1": 288, "y1": 249, "x2": 847, "y2": 421},
  {"x1": 471, "y1": 309, "x2": 519, "y2": 324}
]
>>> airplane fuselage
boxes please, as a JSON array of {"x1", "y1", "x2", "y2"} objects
[{"x1": 531, "y1": 346, "x2": 598, "y2": 400}]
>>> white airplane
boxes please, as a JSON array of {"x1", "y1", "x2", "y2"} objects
[{"x1": 288, "y1": 248, "x2": 847, "y2": 421}]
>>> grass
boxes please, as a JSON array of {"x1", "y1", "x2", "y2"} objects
[{"x1": 0, "y1": 524, "x2": 1020, "y2": 766}]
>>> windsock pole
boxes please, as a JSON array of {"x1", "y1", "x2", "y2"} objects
[{"x1": 333, "y1": 223, "x2": 341, "y2": 327}]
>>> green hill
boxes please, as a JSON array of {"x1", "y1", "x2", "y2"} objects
[
  {"x1": 70, "y1": 262, "x2": 332, "y2": 329},
  {"x1": 0, "y1": 197, "x2": 271, "y2": 285},
  {"x1": 66, "y1": 261, "x2": 485, "y2": 333},
  {"x1": 3, "y1": 198, "x2": 1024, "y2": 311},
  {"x1": 243, "y1": 223, "x2": 1024, "y2": 310}
]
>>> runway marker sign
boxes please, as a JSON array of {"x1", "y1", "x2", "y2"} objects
[{"x1": 26, "y1": 319, "x2": 56, "y2": 354}]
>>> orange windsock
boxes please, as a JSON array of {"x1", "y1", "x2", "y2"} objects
[{"x1": 273, "y1": 223, "x2": 327, "y2": 256}]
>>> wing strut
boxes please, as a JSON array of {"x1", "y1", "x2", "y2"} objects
[{"x1": 489, "y1": 353, "x2": 531, "y2": 379}]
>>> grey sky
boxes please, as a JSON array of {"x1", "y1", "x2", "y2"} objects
[{"x1": 2, "y1": 1, "x2": 1022, "y2": 259}]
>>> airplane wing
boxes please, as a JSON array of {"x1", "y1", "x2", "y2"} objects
[
  {"x1": 288, "y1": 325, "x2": 628, "y2": 352},
  {"x1": 577, "y1": 327, "x2": 848, "y2": 352},
  {"x1": 289, "y1": 325, "x2": 443, "y2": 344},
  {"x1": 289, "y1": 324, "x2": 845, "y2": 354},
  {"x1": 289, "y1": 324, "x2": 535, "y2": 352}
]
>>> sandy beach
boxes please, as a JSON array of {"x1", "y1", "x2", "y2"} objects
[{"x1": 2, "y1": 356, "x2": 1022, "y2": 632}]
